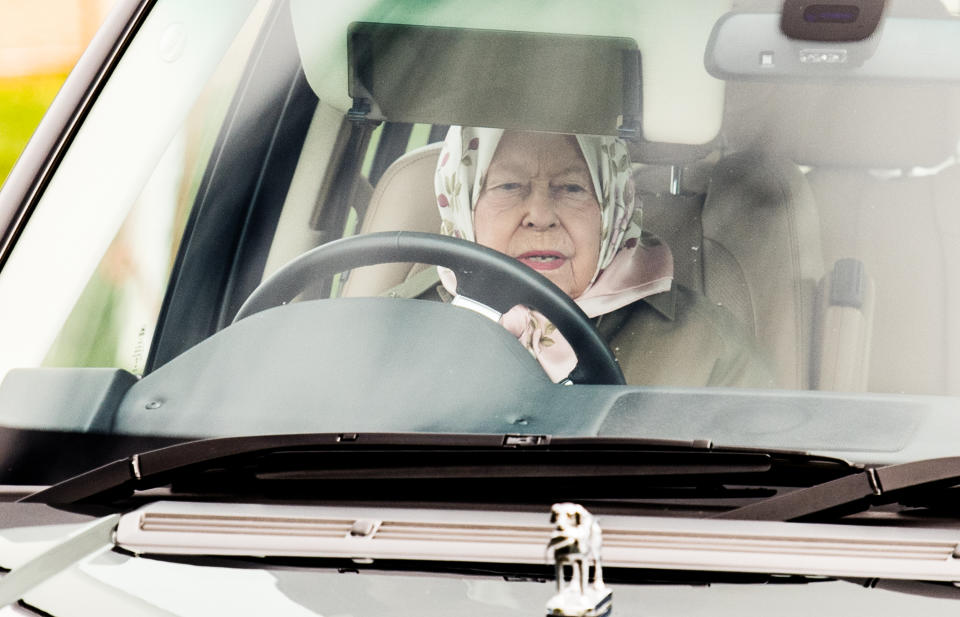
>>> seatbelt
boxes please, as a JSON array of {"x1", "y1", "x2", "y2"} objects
[{"x1": 378, "y1": 265, "x2": 441, "y2": 299}]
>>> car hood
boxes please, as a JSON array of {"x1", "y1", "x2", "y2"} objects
[{"x1": 6, "y1": 501, "x2": 960, "y2": 616}]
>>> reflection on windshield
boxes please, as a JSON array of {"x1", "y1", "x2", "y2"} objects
[{"x1": 0, "y1": 0, "x2": 958, "y2": 461}]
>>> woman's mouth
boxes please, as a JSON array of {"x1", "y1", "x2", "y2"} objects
[{"x1": 516, "y1": 251, "x2": 567, "y2": 271}]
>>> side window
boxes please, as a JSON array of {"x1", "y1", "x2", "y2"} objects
[
  {"x1": 42, "y1": 134, "x2": 189, "y2": 373},
  {"x1": 13, "y1": 3, "x2": 269, "y2": 377}
]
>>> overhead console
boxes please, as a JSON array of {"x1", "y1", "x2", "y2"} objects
[{"x1": 706, "y1": 0, "x2": 960, "y2": 82}]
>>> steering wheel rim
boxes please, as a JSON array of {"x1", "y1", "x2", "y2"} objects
[{"x1": 234, "y1": 231, "x2": 625, "y2": 385}]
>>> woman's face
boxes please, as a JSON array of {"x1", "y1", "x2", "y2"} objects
[{"x1": 474, "y1": 132, "x2": 602, "y2": 298}]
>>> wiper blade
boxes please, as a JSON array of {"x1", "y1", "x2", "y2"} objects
[
  {"x1": 715, "y1": 456, "x2": 960, "y2": 521},
  {"x1": 22, "y1": 432, "x2": 856, "y2": 507},
  {"x1": 0, "y1": 514, "x2": 119, "y2": 610}
]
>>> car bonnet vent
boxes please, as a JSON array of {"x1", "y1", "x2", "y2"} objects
[
  {"x1": 374, "y1": 520, "x2": 545, "y2": 544},
  {"x1": 136, "y1": 512, "x2": 354, "y2": 538},
  {"x1": 115, "y1": 502, "x2": 960, "y2": 581}
]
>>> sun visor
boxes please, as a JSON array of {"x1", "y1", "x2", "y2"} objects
[
  {"x1": 723, "y1": 81, "x2": 960, "y2": 169},
  {"x1": 289, "y1": 0, "x2": 729, "y2": 145},
  {"x1": 347, "y1": 23, "x2": 639, "y2": 137}
]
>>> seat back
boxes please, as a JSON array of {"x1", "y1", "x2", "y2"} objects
[
  {"x1": 633, "y1": 144, "x2": 825, "y2": 390},
  {"x1": 339, "y1": 143, "x2": 442, "y2": 298},
  {"x1": 698, "y1": 152, "x2": 823, "y2": 389}
]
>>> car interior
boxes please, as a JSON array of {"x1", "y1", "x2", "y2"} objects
[
  {"x1": 192, "y1": 0, "x2": 957, "y2": 399},
  {"x1": 121, "y1": 0, "x2": 957, "y2": 398}
]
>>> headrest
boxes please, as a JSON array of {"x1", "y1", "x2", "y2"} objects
[{"x1": 722, "y1": 81, "x2": 960, "y2": 169}]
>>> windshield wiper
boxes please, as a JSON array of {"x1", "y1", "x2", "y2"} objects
[
  {"x1": 22, "y1": 433, "x2": 856, "y2": 508},
  {"x1": 715, "y1": 456, "x2": 960, "y2": 521}
]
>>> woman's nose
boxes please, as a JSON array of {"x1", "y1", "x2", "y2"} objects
[{"x1": 520, "y1": 185, "x2": 559, "y2": 229}]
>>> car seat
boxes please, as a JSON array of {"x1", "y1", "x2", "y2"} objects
[
  {"x1": 338, "y1": 143, "x2": 443, "y2": 298},
  {"x1": 723, "y1": 79, "x2": 960, "y2": 395},
  {"x1": 634, "y1": 148, "x2": 823, "y2": 390}
]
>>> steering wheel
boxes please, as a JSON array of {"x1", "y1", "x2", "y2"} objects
[{"x1": 234, "y1": 231, "x2": 625, "y2": 385}]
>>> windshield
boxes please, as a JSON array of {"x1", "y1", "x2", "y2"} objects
[{"x1": 1, "y1": 0, "x2": 960, "y2": 466}]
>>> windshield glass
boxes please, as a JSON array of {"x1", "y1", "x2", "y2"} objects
[{"x1": 1, "y1": 0, "x2": 959, "y2": 465}]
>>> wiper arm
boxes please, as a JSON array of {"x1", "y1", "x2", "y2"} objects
[
  {"x1": 715, "y1": 456, "x2": 960, "y2": 521},
  {"x1": 21, "y1": 433, "x2": 855, "y2": 507}
]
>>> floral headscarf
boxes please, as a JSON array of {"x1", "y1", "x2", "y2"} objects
[{"x1": 434, "y1": 126, "x2": 672, "y2": 381}]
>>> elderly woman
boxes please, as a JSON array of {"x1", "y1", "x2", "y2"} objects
[{"x1": 433, "y1": 126, "x2": 771, "y2": 387}]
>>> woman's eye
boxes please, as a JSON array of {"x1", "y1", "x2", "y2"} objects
[
  {"x1": 494, "y1": 182, "x2": 523, "y2": 192},
  {"x1": 557, "y1": 183, "x2": 591, "y2": 200}
]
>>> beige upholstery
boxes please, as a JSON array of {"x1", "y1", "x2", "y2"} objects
[
  {"x1": 700, "y1": 152, "x2": 824, "y2": 389},
  {"x1": 340, "y1": 143, "x2": 442, "y2": 298},
  {"x1": 634, "y1": 153, "x2": 826, "y2": 390},
  {"x1": 810, "y1": 169, "x2": 960, "y2": 395},
  {"x1": 812, "y1": 260, "x2": 876, "y2": 392},
  {"x1": 722, "y1": 76, "x2": 960, "y2": 395}
]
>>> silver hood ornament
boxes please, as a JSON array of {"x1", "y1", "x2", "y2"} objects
[{"x1": 546, "y1": 503, "x2": 613, "y2": 617}]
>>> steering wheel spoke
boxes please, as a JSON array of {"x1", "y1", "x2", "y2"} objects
[{"x1": 450, "y1": 294, "x2": 503, "y2": 322}]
